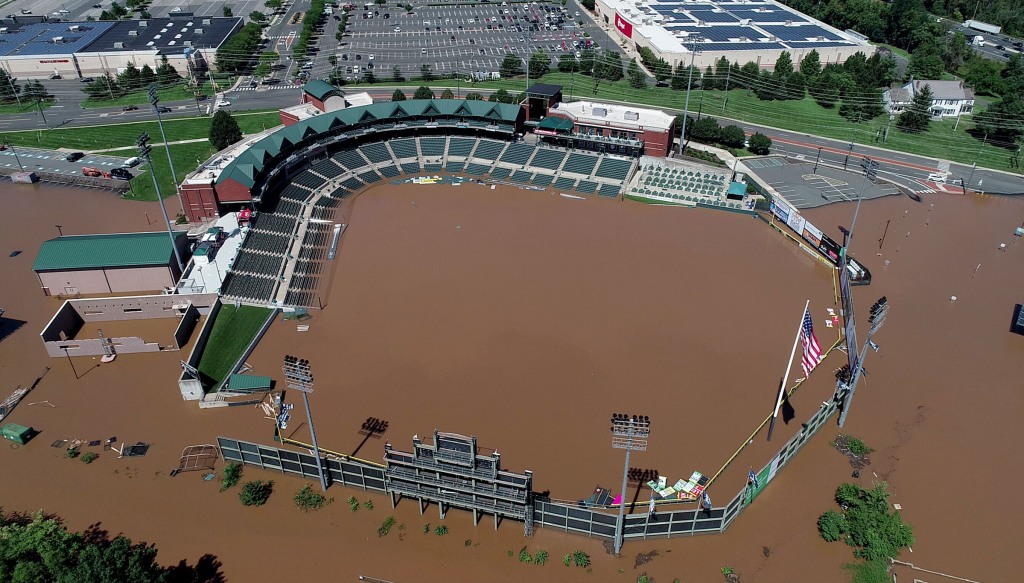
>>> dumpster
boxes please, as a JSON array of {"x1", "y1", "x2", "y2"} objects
[{"x1": 1, "y1": 423, "x2": 34, "y2": 445}]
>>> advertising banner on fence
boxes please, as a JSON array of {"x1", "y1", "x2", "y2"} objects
[
  {"x1": 770, "y1": 200, "x2": 791, "y2": 224},
  {"x1": 802, "y1": 221, "x2": 823, "y2": 248},
  {"x1": 614, "y1": 13, "x2": 634, "y2": 38}
]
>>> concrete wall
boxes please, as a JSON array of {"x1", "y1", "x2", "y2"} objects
[
  {"x1": 40, "y1": 301, "x2": 83, "y2": 343},
  {"x1": 39, "y1": 269, "x2": 111, "y2": 296},
  {"x1": 67, "y1": 294, "x2": 218, "y2": 321},
  {"x1": 174, "y1": 303, "x2": 201, "y2": 349},
  {"x1": 45, "y1": 335, "x2": 161, "y2": 357},
  {"x1": 104, "y1": 265, "x2": 174, "y2": 293},
  {"x1": 179, "y1": 298, "x2": 222, "y2": 400}
]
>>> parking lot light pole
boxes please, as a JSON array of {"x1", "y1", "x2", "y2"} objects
[
  {"x1": 137, "y1": 133, "x2": 184, "y2": 273},
  {"x1": 610, "y1": 413, "x2": 651, "y2": 556},
  {"x1": 149, "y1": 85, "x2": 185, "y2": 217},
  {"x1": 677, "y1": 35, "x2": 701, "y2": 157},
  {"x1": 5, "y1": 142, "x2": 24, "y2": 170}
]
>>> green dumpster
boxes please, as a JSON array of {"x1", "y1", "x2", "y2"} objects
[{"x1": 1, "y1": 423, "x2": 33, "y2": 445}]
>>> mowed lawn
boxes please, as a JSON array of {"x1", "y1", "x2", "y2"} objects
[
  {"x1": 389, "y1": 71, "x2": 1017, "y2": 172},
  {"x1": 197, "y1": 305, "x2": 274, "y2": 391}
]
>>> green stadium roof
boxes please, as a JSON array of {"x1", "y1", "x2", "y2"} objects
[
  {"x1": 537, "y1": 116, "x2": 574, "y2": 132},
  {"x1": 303, "y1": 80, "x2": 342, "y2": 101},
  {"x1": 33, "y1": 232, "x2": 183, "y2": 271},
  {"x1": 217, "y1": 99, "x2": 523, "y2": 189}
]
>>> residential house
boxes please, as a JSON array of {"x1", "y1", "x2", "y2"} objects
[{"x1": 884, "y1": 79, "x2": 975, "y2": 118}]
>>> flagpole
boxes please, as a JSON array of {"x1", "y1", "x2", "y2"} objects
[{"x1": 768, "y1": 299, "x2": 809, "y2": 442}]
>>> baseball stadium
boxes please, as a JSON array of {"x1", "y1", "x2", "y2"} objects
[{"x1": 163, "y1": 79, "x2": 874, "y2": 552}]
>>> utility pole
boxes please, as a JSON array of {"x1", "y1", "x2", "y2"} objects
[
  {"x1": 721, "y1": 63, "x2": 730, "y2": 113},
  {"x1": 149, "y1": 85, "x2": 185, "y2": 217},
  {"x1": 814, "y1": 147, "x2": 822, "y2": 174},
  {"x1": 677, "y1": 35, "x2": 701, "y2": 157},
  {"x1": 137, "y1": 133, "x2": 184, "y2": 273},
  {"x1": 4, "y1": 69, "x2": 21, "y2": 106},
  {"x1": 843, "y1": 142, "x2": 853, "y2": 170},
  {"x1": 5, "y1": 142, "x2": 24, "y2": 170},
  {"x1": 35, "y1": 99, "x2": 47, "y2": 126}
]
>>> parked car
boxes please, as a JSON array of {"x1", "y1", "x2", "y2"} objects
[
  {"x1": 81, "y1": 167, "x2": 102, "y2": 177},
  {"x1": 92, "y1": 3, "x2": 101, "y2": 7},
  {"x1": 110, "y1": 167, "x2": 132, "y2": 180},
  {"x1": 122, "y1": 157, "x2": 141, "y2": 167},
  {"x1": 122, "y1": 105, "x2": 139, "y2": 111},
  {"x1": 80, "y1": 77, "x2": 94, "y2": 83},
  {"x1": 219, "y1": 100, "x2": 232, "y2": 107},
  {"x1": 65, "y1": 152, "x2": 85, "y2": 162},
  {"x1": 157, "y1": 106, "x2": 172, "y2": 113}
]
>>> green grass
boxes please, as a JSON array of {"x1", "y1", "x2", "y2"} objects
[
  {"x1": 197, "y1": 305, "x2": 274, "y2": 391},
  {"x1": 0, "y1": 111, "x2": 281, "y2": 151},
  {"x1": 122, "y1": 141, "x2": 218, "y2": 203},
  {"x1": 352, "y1": 72, "x2": 1019, "y2": 172},
  {"x1": 80, "y1": 81, "x2": 228, "y2": 109},
  {"x1": 0, "y1": 100, "x2": 53, "y2": 114}
]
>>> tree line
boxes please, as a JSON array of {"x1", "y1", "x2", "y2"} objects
[{"x1": 82, "y1": 57, "x2": 181, "y2": 101}]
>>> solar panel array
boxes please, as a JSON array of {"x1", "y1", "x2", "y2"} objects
[
  {"x1": 0, "y1": 21, "x2": 115, "y2": 56},
  {"x1": 614, "y1": 0, "x2": 861, "y2": 51}
]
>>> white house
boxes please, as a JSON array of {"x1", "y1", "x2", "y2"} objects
[{"x1": 884, "y1": 79, "x2": 975, "y2": 118}]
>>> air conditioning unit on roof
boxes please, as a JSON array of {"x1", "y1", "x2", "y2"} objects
[
  {"x1": 194, "y1": 28, "x2": 203, "y2": 34},
  {"x1": 114, "y1": 41, "x2": 124, "y2": 48},
  {"x1": 128, "y1": 30, "x2": 138, "y2": 36},
  {"x1": 139, "y1": 20, "x2": 148, "y2": 26}
]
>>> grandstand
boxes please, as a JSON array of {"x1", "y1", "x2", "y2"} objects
[
  {"x1": 626, "y1": 157, "x2": 750, "y2": 211},
  {"x1": 214, "y1": 100, "x2": 641, "y2": 309}
]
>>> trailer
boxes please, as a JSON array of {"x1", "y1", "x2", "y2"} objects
[{"x1": 964, "y1": 19, "x2": 1001, "y2": 35}]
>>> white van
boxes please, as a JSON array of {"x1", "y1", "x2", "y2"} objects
[{"x1": 122, "y1": 157, "x2": 141, "y2": 168}]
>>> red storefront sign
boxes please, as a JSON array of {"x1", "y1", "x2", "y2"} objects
[{"x1": 614, "y1": 13, "x2": 633, "y2": 38}]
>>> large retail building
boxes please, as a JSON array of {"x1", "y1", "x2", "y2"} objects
[
  {"x1": 0, "y1": 16, "x2": 242, "y2": 79},
  {"x1": 593, "y1": 0, "x2": 873, "y2": 71}
]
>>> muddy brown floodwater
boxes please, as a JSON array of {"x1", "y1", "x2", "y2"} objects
[{"x1": 0, "y1": 180, "x2": 1021, "y2": 582}]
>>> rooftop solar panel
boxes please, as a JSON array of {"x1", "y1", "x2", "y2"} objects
[
  {"x1": 729, "y1": 9, "x2": 805, "y2": 24},
  {"x1": 784, "y1": 41, "x2": 853, "y2": 48},
  {"x1": 0, "y1": 21, "x2": 115, "y2": 56},
  {"x1": 760, "y1": 24, "x2": 841, "y2": 41},
  {"x1": 674, "y1": 25, "x2": 767, "y2": 42},
  {"x1": 700, "y1": 41, "x2": 787, "y2": 51}
]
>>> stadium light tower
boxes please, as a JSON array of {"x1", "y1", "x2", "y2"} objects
[
  {"x1": 282, "y1": 355, "x2": 328, "y2": 492},
  {"x1": 838, "y1": 297, "x2": 889, "y2": 427},
  {"x1": 610, "y1": 413, "x2": 651, "y2": 556},
  {"x1": 137, "y1": 133, "x2": 184, "y2": 273}
]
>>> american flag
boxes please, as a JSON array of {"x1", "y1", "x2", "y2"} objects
[{"x1": 801, "y1": 307, "x2": 823, "y2": 377}]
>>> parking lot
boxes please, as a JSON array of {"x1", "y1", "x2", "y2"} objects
[
  {"x1": 745, "y1": 156, "x2": 901, "y2": 210},
  {"x1": 317, "y1": 1, "x2": 614, "y2": 83},
  {"x1": 0, "y1": 146, "x2": 143, "y2": 181}
]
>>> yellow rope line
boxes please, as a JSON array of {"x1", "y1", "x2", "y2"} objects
[
  {"x1": 278, "y1": 434, "x2": 386, "y2": 469},
  {"x1": 706, "y1": 335, "x2": 844, "y2": 488}
]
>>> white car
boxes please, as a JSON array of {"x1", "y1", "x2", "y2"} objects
[
  {"x1": 926, "y1": 172, "x2": 947, "y2": 183},
  {"x1": 220, "y1": 100, "x2": 232, "y2": 107},
  {"x1": 369, "y1": 54, "x2": 374, "y2": 60}
]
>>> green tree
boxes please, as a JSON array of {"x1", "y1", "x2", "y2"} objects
[
  {"x1": 943, "y1": 32, "x2": 973, "y2": 72},
  {"x1": 908, "y1": 47, "x2": 944, "y2": 80},
  {"x1": 974, "y1": 96, "x2": 1024, "y2": 144},
  {"x1": 748, "y1": 132, "x2": 771, "y2": 154},
  {"x1": 209, "y1": 110, "x2": 243, "y2": 150},
  {"x1": 223, "y1": 6, "x2": 233, "y2": 17},
  {"x1": 155, "y1": 54, "x2": 179, "y2": 84},
  {"x1": 839, "y1": 87, "x2": 884, "y2": 122},
  {"x1": 362, "y1": 71, "x2": 377, "y2": 84},
  {"x1": 489, "y1": 88, "x2": 513, "y2": 103},
  {"x1": 817, "y1": 509, "x2": 848, "y2": 542},
  {"x1": 598, "y1": 51, "x2": 623, "y2": 81},
  {"x1": 800, "y1": 49, "x2": 821, "y2": 78},
  {"x1": 578, "y1": 49, "x2": 596, "y2": 76},
  {"x1": 391, "y1": 88, "x2": 406, "y2": 101},
  {"x1": 774, "y1": 51, "x2": 794, "y2": 77},
  {"x1": 413, "y1": 85, "x2": 434, "y2": 99},
  {"x1": 896, "y1": 83, "x2": 933, "y2": 133},
  {"x1": 117, "y1": 62, "x2": 142, "y2": 92},
  {"x1": 670, "y1": 62, "x2": 688, "y2": 90},
  {"x1": 250, "y1": 10, "x2": 267, "y2": 22},
  {"x1": 265, "y1": 0, "x2": 283, "y2": 10},
  {"x1": 702, "y1": 65, "x2": 718, "y2": 90},
  {"x1": 391, "y1": 65, "x2": 404, "y2": 82},
  {"x1": 464, "y1": 91, "x2": 484, "y2": 100},
  {"x1": 627, "y1": 58, "x2": 646, "y2": 89},
  {"x1": 239, "y1": 480, "x2": 274, "y2": 506},
  {"x1": 110, "y1": 1, "x2": 128, "y2": 18},
  {"x1": 719, "y1": 124, "x2": 746, "y2": 148},
  {"x1": 139, "y1": 64, "x2": 156, "y2": 88},
  {"x1": 580, "y1": 0, "x2": 595, "y2": 10},
  {"x1": 557, "y1": 54, "x2": 577, "y2": 73},
  {"x1": 217, "y1": 22, "x2": 263, "y2": 73},
  {"x1": 0, "y1": 70, "x2": 20, "y2": 103},
  {"x1": 500, "y1": 53, "x2": 524, "y2": 78},
  {"x1": 689, "y1": 116, "x2": 721, "y2": 143},
  {"x1": 22, "y1": 80, "x2": 51, "y2": 101},
  {"x1": 529, "y1": 50, "x2": 551, "y2": 78},
  {"x1": 964, "y1": 58, "x2": 1005, "y2": 96},
  {"x1": 440, "y1": 88, "x2": 454, "y2": 99},
  {"x1": 420, "y1": 63, "x2": 434, "y2": 81}
]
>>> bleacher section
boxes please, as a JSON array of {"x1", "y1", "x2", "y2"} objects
[
  {"x1": 627, "y1": 160, "x2": 746, "y2": 209},
  {"x1": 222, "y1": 133, "x2": 646, "y2": 308},
  {"x1": 527, "y1": 148, "x2": 566, "y2": 171},
  {"x1": 563, "y1": 153, "x2": 599, "y2": 176},
  {"x1": 390, "y1": 138, "x2": 419, "y2": 159}
]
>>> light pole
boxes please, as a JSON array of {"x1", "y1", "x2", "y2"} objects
[
  {"x1": 283, "y1": 355, "x2": 329, "y2": 492},
  {"x1": 149, "y1": 85, "x2": 185, "y2": 217},
  {"x1": 63, "y1": 347, "x2": 78, "y2": 379},
  {"x1": 813, "y1": 147, "x2": 822, "y2": 174},
  {"x1": 843, "y1": 142, "x2": 853, "y2": 171},
  {"x1": 55, "y1": 224, "x2": 63, "y2": 237},
  {"x1": 137, "y1": 133, "x2": 184, "y2": 273},
  {"x1": 4, "y1": 142, "x2": 23, "y2": 170},
  {"x1": 838, "y1": 297, "x2": 889, "y2": 427},
  {"x1": 610, "y1": 413, "x2": 651, "y2": 556},
  {"x1": 677, "y1": 35, "x2": 701, "y2": 157}
]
